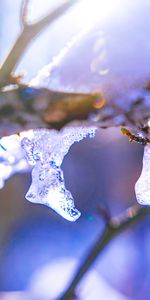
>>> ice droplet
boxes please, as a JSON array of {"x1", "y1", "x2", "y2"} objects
[
  {"x1": 21, "y1": 127, "x2": 96, "y2": 221},
  {"x1": 135, "y1": 144, "x2": 150, "y2": 205}
]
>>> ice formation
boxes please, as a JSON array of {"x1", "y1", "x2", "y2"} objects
[
  {"x1": 135, "y1": 144, "x2": 150, "y2": 205},
  {"x1": 0, "y1": 127, "x2": 96, "y2": 221},
  {"x1": 0, "y1": 134, "x2": 29, "y2": 189}
]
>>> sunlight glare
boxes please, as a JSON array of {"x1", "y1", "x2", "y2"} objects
[{"x1": 74, "y1": 0, "x2": 125, "y2": 30}]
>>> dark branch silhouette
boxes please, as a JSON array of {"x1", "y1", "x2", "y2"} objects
[{"x1": 59, "y1": 205, "x2": 150, "y2": 300}]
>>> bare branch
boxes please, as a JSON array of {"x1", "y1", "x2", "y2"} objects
[
  {"x1": 0, "y1": 87, "x2": 99, "y2": 136},
  {"x1": 97, "y1": 204, "x2": 111, "y2": 224},
  {"x1": 59, "y1": 205, "x2": 150, "y2": 300},
  {"x1": 21, "y1": 0, "x2": 29, "y2": 28},
  {"x1": 0, "y1": 0, "x2": 78, "y2": 88}
]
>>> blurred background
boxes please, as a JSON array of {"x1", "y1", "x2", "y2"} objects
[
  {"x1": 0, "y1": 127, "x2": 146, "y2": 300},
  {"x1": 0, "y1": 1, "x2": 150, "y2": 299}
]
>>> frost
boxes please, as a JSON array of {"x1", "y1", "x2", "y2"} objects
[
  {"x1": 0, "y1": 127, "x2": 96, "y2": 221},
  {"x1": 135, "y1": 144, "x2": 150, "y2": 205},
  {"x1": 30, "y1": 27, "x2": 92, "y2": 92}
]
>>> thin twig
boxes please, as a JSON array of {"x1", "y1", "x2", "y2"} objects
[
  {"x1": 59, "y1": 205, "x2": 150, "y2": 300},
  {"x1": 21, "y1": 0, "x2": 29, "y2": 28},
  {"x1": 0, "y1": 0, "x2": 78, "y2": 88},
  {"x1": 97, "y1": 204, "x2": 111, "y2": 224}
]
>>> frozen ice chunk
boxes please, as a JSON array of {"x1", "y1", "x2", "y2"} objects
[
  {"x1": 21, "y1": 127, "x2": 96, "y2": 221},
  {"x1": 0, "y1": 134, "x2": 29, "y2": 188},
  {"x1": 135, "y1": 144, "x2": 150, "y2": 205},
  {"x1": 0, "y1": 127, "x2": 96, "y2": 221},
  {"x1": 26, "y1": 161, "x2": 81, "y2": 222}
]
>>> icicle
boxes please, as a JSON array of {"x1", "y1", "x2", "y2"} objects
[
  {"x1": 21, "y1": 127, "x2": 96, "y2": 221},
  {"x1": 135, "y1": 144, "x2": 150, "y2": 205}
]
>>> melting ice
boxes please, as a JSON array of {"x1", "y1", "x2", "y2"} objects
[
  {"x1": 135, "y1": 144, "x2": 150, "y2": 205},
  {"x1": 0, "y1": 127, "x2": 96, "y2": 221}
]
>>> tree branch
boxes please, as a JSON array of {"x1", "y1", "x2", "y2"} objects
[
  {"x1": 0, "y1": 86, "x2": 149, "y2": 137},
  {"x1": 0, "y1": 87, "x2": 99, "y2": 136},
  {"x1": 0, "y1": 0, "x2": 78, "y2": 88},
  {"x1": 59, "y1": 205, "x2": 150, "y2": 300},
  {"x1": 21, "y1": 0, "x2": 29, "y2": 28}
]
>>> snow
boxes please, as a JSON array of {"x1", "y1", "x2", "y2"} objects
[{"x1": 30, "y1": 0, "x2": 150, "y2": 99}]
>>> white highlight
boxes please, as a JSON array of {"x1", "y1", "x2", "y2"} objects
[
  {"x1": 135, "y1": 144, "x2": 150, "y2": 205},
  {"x1": 0, "y1": 135, "x2": 29, "y2": 188},
  {"x1": 75, "y1": 0, "x2": 123, "y2": 28},
  {"x1": 29, "y1": 258, "x2": 130, "y2": 300}
]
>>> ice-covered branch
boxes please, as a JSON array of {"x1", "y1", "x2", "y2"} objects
[
  {"x1": 59, "y1": 205, "x2": 150, "y2": 300},
  {"x1": 0, "y1": 0, "x2": 150, "y2": 135},
  {"x1": 0, "y1": 87, "x2": 99, "y2": 136},
  {"x1": 0, "y1": 86, "x2": 150, "y2": 137}
]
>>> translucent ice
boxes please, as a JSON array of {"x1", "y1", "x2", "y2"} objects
[
  {"x1": 135, "y1": 144, "x2": 150, "y2": 205},
  {"x1": 0, "y1": 134, "x2": 29, "y2": 188},
  {"x1": 21, "y1": 127, "x2": 96, "y2": 221},
  {"x1": 0, "y1": 127, "x2": 96, "y2": 221}
]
